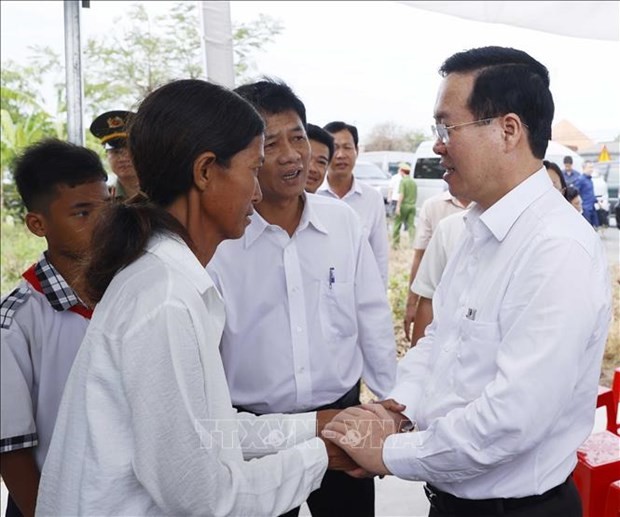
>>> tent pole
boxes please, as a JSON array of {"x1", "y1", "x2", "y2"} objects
[
  {"x1": 199, "y1": 1, "x2": 235, "y2": 88},
  {"x1": 64, "y1": 0, "x2": 84, "y2": 145}
]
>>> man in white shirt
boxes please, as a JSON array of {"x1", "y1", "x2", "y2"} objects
[
  {"x1": 409, "y1": 210, "x2": 467, "y2": 345},
  {"x1": 208, "y1": 79, "x2": 397, "y2": 517},
  {"x1": 323, "y1": 46, "x2": 611, "y2": 517},
  {"x1": 387, "y1": 166, "x2": 402, "y2": 217},
  {"x1": 403, "y1": 189, "x2": 470, "y2": 341},
  {"x1": 317, "y1": 121, "x2": 389, "y2": 288},
  {"x1": 305, "y1": 124, "x2": 334, "y2": 194}
]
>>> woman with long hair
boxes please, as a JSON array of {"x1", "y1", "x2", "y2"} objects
[{"x1": 36, "y1": 80, "x2": 332, "y2": 516}]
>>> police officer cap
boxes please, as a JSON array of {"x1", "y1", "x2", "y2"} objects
[{"x1": 90, "y1": 110, "x2": 135, "y2": 150}]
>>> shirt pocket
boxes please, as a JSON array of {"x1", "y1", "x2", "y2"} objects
[
  {"x1": 455, "y1": 318, "x2": 501, "y2": 398},
  {"x1": 318, "y1": 280, "x2": 357, "y2": 341}
]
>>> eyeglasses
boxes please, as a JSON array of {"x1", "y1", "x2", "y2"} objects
[{"x1": 431, "y1": 117, "x2": 498, "y2": 145}]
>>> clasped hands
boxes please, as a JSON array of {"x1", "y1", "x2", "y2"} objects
[{"x1": 316, "y1": 399, "x2": 411, "y2": 479}]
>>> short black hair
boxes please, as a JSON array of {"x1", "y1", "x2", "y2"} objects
[
  {"x1": 323, "y1": 121, "x2": 359, "y2": 149},
  {"x1": 565, "y1": 185, "x2": 580, "y2": 203},
  {"x1": 439, "y1": 46, "x2": 553, "y2": 159},
  {"x1": 13, "y1": 138, "x2": 108, "y2": 212},
  {"x1": 543, "y1": 160, "x2": 568, "y2": 197},
  {"x1": 234, "y1": 78, "x2": 307, "y2": 128},
  {"x1": 307, "y1": 124, "x2": 335, "y2": 162},
  {"x1": 563, "y1": 155, "x2": 573, "y2": 165}
]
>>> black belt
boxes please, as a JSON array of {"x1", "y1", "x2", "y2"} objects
[
  {"x1": 234, "y1": 381, "x2": 361, "y2": 415},
  {"x1": 424, "y1": 477, "x2": 572, "y2": 516},
  {"x1": 314, "y1": 381, "x2": 361, "y2": 411}
]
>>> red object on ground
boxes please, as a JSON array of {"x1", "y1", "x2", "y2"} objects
[
  {"x1": 574, "y1": 387, "x2": 620, "y2": 517},
  {"x1": 613, "y1": 368, "x2": 620, "y2": 435},
  {"x1": 574, "y1": 431, "x2": 620, "y2": 517},
  {"x1": 605, "y1": 479, "x2": 620, "y2": 517},
  {"x1": 598, "y1": 386, "x2": 618, "y2": 435}
]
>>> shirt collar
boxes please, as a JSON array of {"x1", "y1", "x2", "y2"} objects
[
  {"x1": 439, "y1": 189, "x2": 471, "y2": 209},
  {"x1": 318, "y1": 175, "x2": 362, "y2": 198},
  {"x1": 299, "y1": 194, "x2": 329, "y2": 234},
  {"x1": 243, "y1": 194, "x2": 328, "y2": 248},
  {"x1": 146, "y1": 234, "x2": 215, "y2": 295},
  {"x1": 478, "y1": 167, "x2": 551, "y2": 242},
  {"x1": 350, "y1": 176, "x2": 363, "y2": 195},
  {"x1": 23, "y1": 252, "x2": 84, "y2": 312}
]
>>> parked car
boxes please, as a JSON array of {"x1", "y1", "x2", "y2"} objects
[
  {"x1": 359, "y1": 150, "x2": 416, "y2": 176},
  {"x1": 411, "y1": 140, "x2": 449, "y2": 213},
  {"x1": 353, "y1": 160, "x2": 391, "y2": 204},
  {"x1": 594, "y1": 159, "x2": 619, "y2": 228}
]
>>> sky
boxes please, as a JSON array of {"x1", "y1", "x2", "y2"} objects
[{"x1": 1, "y1": 0, "x2": 619, "y2": 145}]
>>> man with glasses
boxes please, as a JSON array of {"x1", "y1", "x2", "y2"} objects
[{"x1": 323, "y1": 46, "x2": 610, "y2": 517}]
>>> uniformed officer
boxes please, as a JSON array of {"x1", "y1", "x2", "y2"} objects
[{"x1": 90, "y1": 110, "x2": 139, "y2": 200}]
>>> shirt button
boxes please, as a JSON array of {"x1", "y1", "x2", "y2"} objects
[{"x1": 298, "y1": 367, "x2": 305, "y2": 373}]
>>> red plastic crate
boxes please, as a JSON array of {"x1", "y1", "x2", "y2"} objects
[{"x1": 574, "y1": 431, "x2": 620, "y2": 517}]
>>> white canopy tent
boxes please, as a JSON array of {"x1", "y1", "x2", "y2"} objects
[
  {"x1": 63, "y1": 0, "x2": 620, "y2": 144},
  {"x1": 400, "y1": 1, "x2": 619, "y2": 41}
]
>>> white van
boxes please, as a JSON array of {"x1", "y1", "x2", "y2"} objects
[
  {"x1": 358, "y1": 150, "x2": 416, "y2": 176},
  {"x1": 411, "y1": 140, "x2": 448, "y2": 212}
]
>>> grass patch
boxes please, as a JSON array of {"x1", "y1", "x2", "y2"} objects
[{"x1": 1, "y1": 219, "x2": 46, "y2": 295}]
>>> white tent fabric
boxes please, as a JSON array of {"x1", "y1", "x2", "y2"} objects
[
  {"x1": 399, "y1": 1, "x2": 619, "y2": 41},
  {"x1": 199, "y1": 1, "x2": 235, "y2": 88}
]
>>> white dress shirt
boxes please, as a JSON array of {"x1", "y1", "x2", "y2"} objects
[
  {"x1": 389, "y1": 174, "x2": 402, "y2": 202},
  {"x1": 207, "y1": 193, "x2": 396, "y2": 414},
  {"x1": 412, "y1": 190, "x2": 470, "y2": 250},
  {"x1": 411, "y1": 210, "x2": 467, "y2": 299},
  {"x1": 317, "y1": 177, "x2": 389, "y2": 287},
  {"x1": 384, "y1": 169, "x2": 611, "y2": 499},
  {"x1": 37, "y1": 235, "x2": 327, "y2": 516}
]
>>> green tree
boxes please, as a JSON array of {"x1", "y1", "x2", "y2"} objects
[
  {"x1": 1, "y1": 1, "x2": 283, "y2": 218},
  {"x1": 83, "y1": 2, "x2": 283, "y2": 115},
  {"x1": 1, "y1": 55, "x2": 66, "y2": 219},
  {"x1": 233, "y1": 13, "x2": 284, "y2": 83}
]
